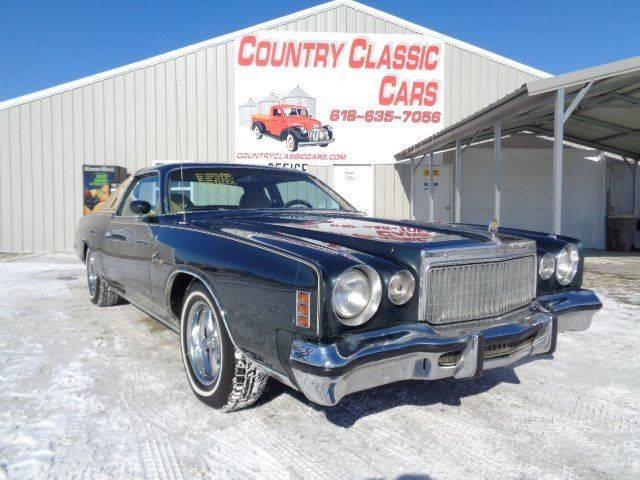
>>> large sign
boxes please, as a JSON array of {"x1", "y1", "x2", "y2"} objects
[{"x1": 234, "y1": 32, "x2": 444, "y2": 166}]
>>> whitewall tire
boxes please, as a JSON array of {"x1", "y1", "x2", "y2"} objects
[{"x1": 180, "y1": 281, "x2": 268, "y2": 411}]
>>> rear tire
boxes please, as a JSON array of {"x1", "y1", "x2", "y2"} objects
[
  {"x1": 180, "y1": 281, "x2": 268, "y2": 411},
  {"x1": 86, "y1": 249, "x2": 122, "y2": 307}
]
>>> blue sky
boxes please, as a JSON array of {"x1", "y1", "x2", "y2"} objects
[{"x1": 1, "y1": 0, "x2": 638, "y2": 102}]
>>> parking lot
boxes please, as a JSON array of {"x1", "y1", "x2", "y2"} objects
[{"x1": 0, "y1": 252, "x2": 639, "y2": 480}]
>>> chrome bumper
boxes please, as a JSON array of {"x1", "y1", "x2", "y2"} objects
[
  {"x1": 289, "y1": 288, "x2": 601, "y2": 406},
  {"x1": 298, "y1": 138, "x2": 335, "y2": 147},
  {"x1": 537, "y1": 289, "x2": 602, "y2": 332}
]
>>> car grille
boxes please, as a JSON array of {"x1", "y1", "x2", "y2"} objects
[
  {"x1": 422, "y1": 253, "x2": 536, "y2": 325},
  {"x1": 437, "y1": 333, "x2": 538, "y2": 366},
  {"x1": 483, "y1": 333, "x2": 537, "y2": 359},
  {"x1": 309, "y1": 128, "x2": 329, "y2": 142}
]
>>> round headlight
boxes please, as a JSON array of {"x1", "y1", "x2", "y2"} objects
[
  {"x1": 388, "y1": 270, "x2": 415, "y2": 305},
  {"x1": 332, "y1": 266, "x2": 382, "y2": 326},
  {"x1": 538, "y1": 253, "x2": 556, "y2": 280},
  {"x1": 556, "y1": 243, "x2": 579, "y2": 285}
]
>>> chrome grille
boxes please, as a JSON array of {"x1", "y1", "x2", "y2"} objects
[
  {"x1": 309, "y1": 128, "x2": 329, "y2": 142},
  {"x1": 423, "y1": 254, "x2": 536, "y2": 325}
]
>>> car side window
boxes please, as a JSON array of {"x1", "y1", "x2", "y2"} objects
[{"x1": 118, "y1": 174, "x2": 160, "y2": 216}]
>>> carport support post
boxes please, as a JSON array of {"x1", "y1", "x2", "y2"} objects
[
  {"x1": 634, "y1": 160, "x2": 639, "y2": 217},
  {"x1": 428, "y1": 151, "x2": 435, "y2": 221},
  {"x1": 494, "y1": 120, "x2": 502, "y2": 222},
  {"x1": 410, "y1": 157, "x2": 415, "y2": 219},
  {"x1": 553, "y1": 88, "x2": 565, "y2": 235},
  {"x1": 455, "y1": 139, "x2": 462, "y2": 222}
]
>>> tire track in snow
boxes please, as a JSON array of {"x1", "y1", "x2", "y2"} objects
[{"x1": 120, "y1": 393, "x2": 184, "y2": 480}]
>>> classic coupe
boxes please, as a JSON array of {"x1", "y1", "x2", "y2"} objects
[{"x1": 75, "y1": 163, "x2": 601, "y2": 411}]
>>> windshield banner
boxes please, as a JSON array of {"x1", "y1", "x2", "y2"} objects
[{"x1": 234, "y1": 31, "x2": 444, "y2": 166}]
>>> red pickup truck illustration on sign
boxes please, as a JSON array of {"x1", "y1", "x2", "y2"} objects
[{"x1": 251, "y1": 104, "x2": 335, "y2": 152}]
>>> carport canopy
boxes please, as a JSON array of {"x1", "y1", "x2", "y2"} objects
[{"x1": 396, "y1": 55, "x2": 640, "y2": 234}]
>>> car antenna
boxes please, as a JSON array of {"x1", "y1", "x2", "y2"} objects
[
  {"x1": 179, "y1": 161, "x2": 186, "y2": 225},
  {"x1": 175, "y1": 78, "x2": 187, "y2": 225}
]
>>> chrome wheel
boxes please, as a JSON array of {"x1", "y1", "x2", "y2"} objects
[
  {"x1": 87, "y1": 255, "x2": 98, "y2": 296},
  {"x1": 286, "y1": 134, "x2": 295, "y2": 151},
  {"x1": 186, "y1": 300, "x2": 222, "y2": 387},
  {"x1": 253, "y1": 125, "x2": 262, "y2": 138}
]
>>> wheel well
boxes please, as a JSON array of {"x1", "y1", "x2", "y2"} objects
[
  {"x1": 168, "y1": 273, "x2": 198, "y2": 319},
  {"x1": 253, "y1": 122, "x2": 265, "y2": 132},
  {"x1": 281, "y1": 128, "x2": 299, "y2": 140},
  {"x1": 81, "y1": 241, "x2": 88, "y2": 262}
]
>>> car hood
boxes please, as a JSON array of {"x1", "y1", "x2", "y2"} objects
[
  {"x1": 186, "y1": 211, "x2": 510, "y2": 265},
  {"x1": 289, "y1": 117, "x2": 322, "y2": 130}
]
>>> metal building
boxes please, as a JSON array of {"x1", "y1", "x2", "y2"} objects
[{"x1": 0, "y1": 0, "x2": 547, "y2": 252}]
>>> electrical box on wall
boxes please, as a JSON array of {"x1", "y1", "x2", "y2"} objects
[{"x1": 82, "y1": 165, "x2": 128, "y2": 215}]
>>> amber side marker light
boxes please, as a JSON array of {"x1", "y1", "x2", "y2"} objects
[{"x1": 296, "y1": 291, "x2": 311, "y2": 328}]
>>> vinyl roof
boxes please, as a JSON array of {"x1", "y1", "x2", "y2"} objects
[{"x1": 396, "y1": 56, "x2": 640, "y2": 161}]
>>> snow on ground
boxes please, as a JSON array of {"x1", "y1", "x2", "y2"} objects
[{"x1": 0, "y1": 252, "x2": 639, "y2": 480}]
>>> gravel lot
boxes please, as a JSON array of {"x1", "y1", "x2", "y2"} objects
[{"x1": 0, "y1": 252, "x2": 639, "y2": 479}]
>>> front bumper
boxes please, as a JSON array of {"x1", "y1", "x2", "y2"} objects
[
  {"x1": 290, "y1": 288, "x2": 601, "y2": 406},
  {"x1": 298, "y1": 138, "x2": 335, "y2": 147}
]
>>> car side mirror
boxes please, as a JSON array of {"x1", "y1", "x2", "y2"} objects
[{"x1": 130, "y1": 200, "x2": 152, "y2": 215}]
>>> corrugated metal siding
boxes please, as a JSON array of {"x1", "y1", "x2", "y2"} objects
[
  {"x1": 443, "y1": 44, "x2": 539, "y2": 128},
  {"x1": 0, "y1": 3, "x2": 543, "y2": 252},
  {"x1": 373, "y1": 163, "x2": 412, "y2": 219}
]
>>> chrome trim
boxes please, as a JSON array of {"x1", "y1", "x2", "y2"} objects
[
  {"x1": 387, "y1": 269, "x2": 415, "y2": 305},
  {"x1": 298, "y1": 138, "x2": 336, "y2": 147},
  {"x1": 184, "y1": 297, "x2": 223, "y2": 388},
  {"x1": 290, "y1": 310, "x2": 555, "y2": 406},
  {"x1": 538, "y1": 288, "x2": 602, "y2": 332},
  {"x1": 419, "y1": 240, "x2": 537, "y2": 324},
  {"x1": 332, "y1": 265, "x2": 382, "y2": 327},
  {"x1": 164, "y1": 268, "x2": 243, "y2": 350},
  {"x1": 555, "y1": 243, "x2": 579, "y2": 286}
]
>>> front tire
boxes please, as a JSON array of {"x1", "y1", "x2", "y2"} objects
[
  {"x1": 252, "y1": 124, "x2": 263, "y2": 139},
  {"x1": 86, "y1": 249, "x2": 122, "y2": 307},
  {"x1": 285, "y1": 132, "x2": 298, "y2": 152},
  {"x1": 180, "y1": 281, "x2": 268, "y2": 411}
]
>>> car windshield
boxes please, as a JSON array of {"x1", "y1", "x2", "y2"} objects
[
  {"x1": 167, "y1": 167, "x2": 351, "y2": 213},
  {"x1": 285, "y1": 108, "x2": 308, "y2": 116}
]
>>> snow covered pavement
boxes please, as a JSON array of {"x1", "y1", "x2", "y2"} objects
[{"x1": 0, "y1": 252, "x2": 639, "y2": 479}]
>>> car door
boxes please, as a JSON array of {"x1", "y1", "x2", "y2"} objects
[
  {"x1": 101, "y1": 173, "x2": 160, "y2": 309},
  {"x1": 271, "y1": 107, "x2": 284, "y2": 136}
]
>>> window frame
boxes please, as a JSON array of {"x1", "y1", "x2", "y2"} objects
[
  {"x1": 162, "y1": 165, "x2": 355, "y2": 214},
  {"x1": 115, "y1": 172, "x2": 161, "y2": 218}
]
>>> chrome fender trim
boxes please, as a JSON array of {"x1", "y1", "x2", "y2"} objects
[{"x1": 165, "y1": 267, "x2": 242, "y2": 351}]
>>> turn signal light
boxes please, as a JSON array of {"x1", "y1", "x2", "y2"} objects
[{"x1": 296, "y1": 291, "x2": 311, "y2": 328}]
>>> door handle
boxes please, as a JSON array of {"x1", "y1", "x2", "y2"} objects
[{"x1": 105, "y1": 229, "x2": 130, "y2": 241}]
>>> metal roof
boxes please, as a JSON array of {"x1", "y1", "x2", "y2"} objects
[
  {"x1": 396, "y1": 56, "x2": 640, "y2": 161},
  {"x1": 0, "y1": 0, "x2": 549, "y2": 111}
]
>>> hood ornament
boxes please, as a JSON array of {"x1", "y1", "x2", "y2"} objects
[{"x1": 488, "y1": 219, "x2": 501, "y2": 243}]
